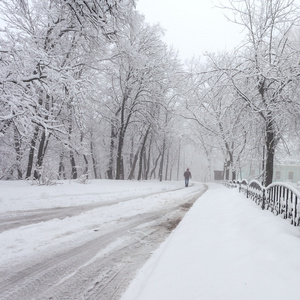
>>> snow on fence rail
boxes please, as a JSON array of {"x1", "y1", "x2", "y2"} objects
[{"x1": 224, "y1": 179, "x2": 300, "y2": 226}]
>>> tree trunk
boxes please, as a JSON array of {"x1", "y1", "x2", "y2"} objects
[
  {"x1": 14, "y1": 125, "x2": 23, "y2": 179},
  {"x1": 70, "y1": 150, "x2": 77, "y2": 179},
  {"x1": 159, "y1": 138, "x2": 166, "y2": 182},
  {"x1": 138, "y1": 127, "x2": 150, "y2": 181},
  {"x1": 176, "y1": 142, "x2": 181, "y2": 181},
  {"x1": 265, "y1": 117, "x2": 275, "y2": 186},
  {"x1": 107, "y1": 124, "x2": 116, "y2": 179},
  {"x1": 145, "y1": 135, "x2": 153, "y2": 180},
  {"x1": 164, "y1": 149, "x2": 169, "y2": 181},
  {"x1": 128, "y1": 146, "x2": 140, "y2": 180},
  {"x1": 228, "y1": 151, "x2": 234, "y2": 181},
  {"x1": 90, "y1": 140, "x2": 99, "y2": 179},
  {"x1": 67, "y1": 99, "x2": 77, "y2": 179},
  {"x1": 83, "y1": 154, "x2": 89, "y2": 176},
  {"x1": 142, "y1": 151, "x2": 147, "y2": 179},
  {"x1": 116, "y1": 129, "x2": 125, "y2": 180},
  {"x1": 33, "y1": 129, "x2": 48, "y2": 179},
  {"x1": 80, "y1": 132, "x2": 89, "y2": 176},
  {"x1": 33, "y1": 93, "x2": 52, "y2": 179},
  {"x1": 129, "y1": 138, "x2": 134, "y2": 171},
  {"x1": 116, "y1": 91, "x2": 133, "y2": 180},
  {"x1": 150, "y1": 153, "x2": 161, "y2": 179},
  {"x1": 25, "y1": 126, "x2": 40, "y2": 179},
  {"x1": 137, "y1": 148, "x2": 144, "y2": 180}
]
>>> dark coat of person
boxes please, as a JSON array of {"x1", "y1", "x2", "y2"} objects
[{"x1": 184, "y1": 169, "x2": 191, "y2": 179}]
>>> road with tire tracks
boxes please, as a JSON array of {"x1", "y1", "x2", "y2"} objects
[{"x1": 0, "y1": 184, "x2": 207, "y2": 300}]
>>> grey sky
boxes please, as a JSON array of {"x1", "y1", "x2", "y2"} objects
[{"x1": 137, "y1": 0, "x2": 243, "y2": 60}]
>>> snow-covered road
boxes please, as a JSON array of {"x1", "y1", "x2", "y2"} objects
[
  {"x1": 0, "y1": 180, "x2": 206, "y2": 299},
  {"x1": 0, "y1": 187, "x2": 188, "y2": 233}
]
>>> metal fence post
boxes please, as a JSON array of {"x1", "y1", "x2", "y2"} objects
[{"x1": 262, "y1": 188, "x2": 265, "y2": 210}]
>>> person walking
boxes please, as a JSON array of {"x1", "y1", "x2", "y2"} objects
[{"x1": 184, "y1": 168, "x2": 191, "y2": 187}]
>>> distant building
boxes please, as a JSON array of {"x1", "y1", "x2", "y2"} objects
[
  {"x1": 273, "y1": 164, "x2": 300, "y2": 183},
  {"x1": 214, "y1": 170, "x2": 223, "y2": 181},
  {"x1": 239, "y1": 163, "x2": 300, "y2": 184}
]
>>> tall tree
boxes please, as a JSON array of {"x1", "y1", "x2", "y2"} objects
[
  {"x1": 0, "y1": 0, "x2": 136, "y2": 179},
  {"x1": 103, "y1": 12, "x2": 176, "y2": 180},
  {"x1": 218, "y1": 0, "x2": 300, "y2": 185},
  {"x1": 182, "y1": 56, "x2": 251, "y2": 181}
]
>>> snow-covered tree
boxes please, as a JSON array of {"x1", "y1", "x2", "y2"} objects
[
  {"x1": 0, "y1": 0, "x2": 136, "y2": 180},
  {"x1": 217, "y1": 0, "x2": 300, "y2": 185},
  {"x1": 181, "y1": 55, "x2": 253, "y2": 181},
  {"x1": 98, "y1": 12, "x2": 182, "y2": 180}
]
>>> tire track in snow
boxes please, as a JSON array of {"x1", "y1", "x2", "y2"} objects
[
  {"x1": 0, "y1": 185, "x2": 187, "y2": 233},
  {"x1": 0, "y1": 186, "x2": 207, "y2": 300}
]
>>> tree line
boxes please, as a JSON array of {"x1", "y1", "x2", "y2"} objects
[
  {"x1": 1, "y1": 0, "x2": 300, "y2": 185},
  {"x1": 0, "y1": 0, "x2": 184, "y2": 182},
  {"x1": 182, "y1": 0, "x2": 300, "y2": 185}
]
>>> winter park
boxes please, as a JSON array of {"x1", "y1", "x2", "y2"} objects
[{"x1": 2, "y1": 0, "x2": 300, "y2": 299}]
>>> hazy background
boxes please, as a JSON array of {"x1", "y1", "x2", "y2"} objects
[{"x1": 137, "y1": 0, "x2": 244, "y2": 60}]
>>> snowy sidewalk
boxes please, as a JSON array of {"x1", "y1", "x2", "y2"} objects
[{"x1": 122, "y1": 183, "x2": 300, "y2": 300}]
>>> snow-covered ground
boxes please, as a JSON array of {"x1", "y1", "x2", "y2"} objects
[
  {"x1": 0, "y1": 179, "x2": 205, "y2": 299},
  {"x1": 122, "y1": 183, "x2": 300, "y2": 300},
  {"x1": 1, "y1": 180, "x2": 300, "y2": 300},
  {"x1": 0, "y1": 179, "x2": 200, "y2": 266},
  {"x1": 0, "y1": 179, "x2": 185, "y2": 212}
]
